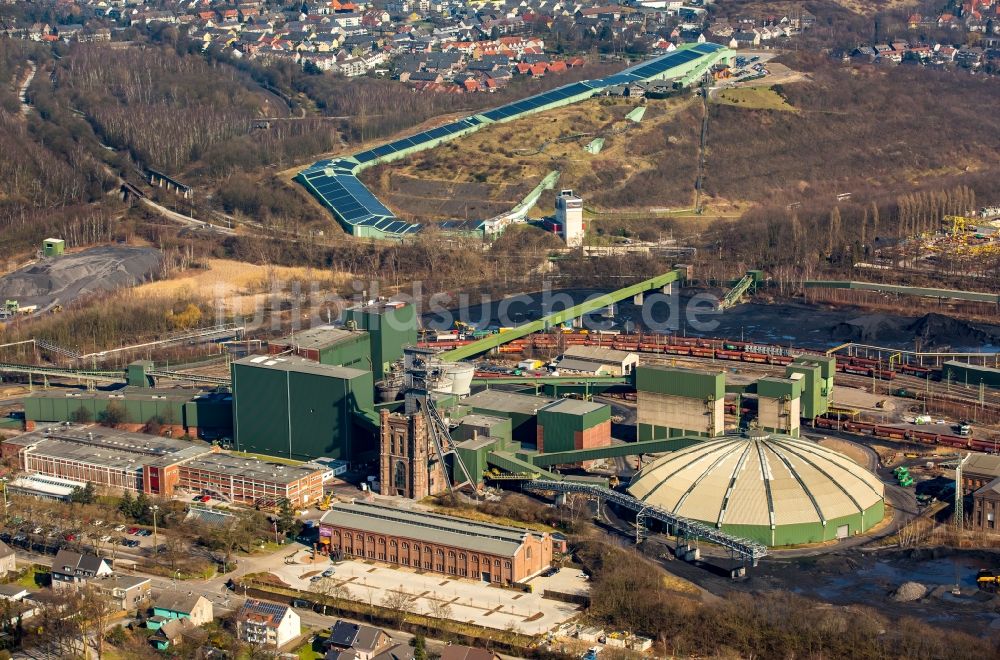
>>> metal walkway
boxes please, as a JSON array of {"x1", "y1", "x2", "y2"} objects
[
  {"x1": 521, "y1": 479, "x2": 768, "y2": 564},
  {"x1": 0, "y1": 362, "x2": 231, "y2": 386}
]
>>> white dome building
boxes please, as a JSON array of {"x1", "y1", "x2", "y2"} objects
[{"x1": 627, "y1": 432, "x2": 885, "y2": 546}]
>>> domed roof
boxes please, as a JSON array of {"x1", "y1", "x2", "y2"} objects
[{"x1": 628, "y1": 433, "x2": 884, "y2": 530}]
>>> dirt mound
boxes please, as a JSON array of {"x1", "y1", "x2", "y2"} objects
[
  {"x1": 892, "y1": 581, "x2": 927, "y2": 602},
  {"x1": 0, "y1": 246, "x2": 162, "y2": 309},
  {"x1": 906, "y1": 313, "x2": 1000, "y2": 349}
]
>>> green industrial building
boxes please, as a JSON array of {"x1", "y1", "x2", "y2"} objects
[
  {"x1": 786, "y1": 355, "x2": 835, "y2": 419},
  {"x1": 536, "y1": 399, "x2": 611, "y2": 453},
  {"x1": 942, "y1": 360, "x2": 1000, "y2": 390},
  {"x1": 461, "y1": 390, "x2": 556, "y2": 444},
  {"x1": 231, "y1": 355, "x2": 377, "y2": 462},
  {"x1": 268, "y1": 326, "x2": 371, "y2": 371},
  {"x1": 628, "y1": 432, "x2": 885, "y2": 547},
  {"x1": 23, "y1": 387, "x2": 232, "y2": 437},
  {"x1": 341, "y1": 302, "x2": 418, "y2": 380},
  {"x1": 635, "y1": 365, "x2": 726, "y2": 440}
]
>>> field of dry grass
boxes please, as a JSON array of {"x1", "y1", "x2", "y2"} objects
[
  {"x1": 133, "y1": 259, "x2": 349, "y2": 314},
  {"x1": 712, "y1": 86, "x2": 798, "y2": 112},
  {"x1": 359, "y1": 96, "x2": 702, "y2": 219}
]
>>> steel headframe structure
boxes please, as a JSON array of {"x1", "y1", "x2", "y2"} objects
[{"x1": 521, "y1": 479, "x2": 769, "y2": 565}]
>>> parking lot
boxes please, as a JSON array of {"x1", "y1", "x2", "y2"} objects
[
  {"x1": 1, "y1": 514, "x2": 162, "y2": 558},
  {"x1": 270, "y1": 557, "x2": 582, "y2": 635},
  {"x1": 524, "y1": 567, "x2": 591, "y2": 597}
]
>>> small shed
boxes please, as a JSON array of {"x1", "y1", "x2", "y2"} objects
[{"x1": 43, "y1": 238, "x2": 65, "y2": 257}]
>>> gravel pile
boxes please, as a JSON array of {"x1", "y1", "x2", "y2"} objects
[
  {"x1": 892, "y1": 581, "x2": 928, "y2": 602},
  {"x1": 0, "y1": 246, "x2": 162, "y2": 309}
]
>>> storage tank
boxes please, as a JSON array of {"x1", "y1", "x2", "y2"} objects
[{"x1": 443, "y1": 362, "x2": 475, "y2": 397}]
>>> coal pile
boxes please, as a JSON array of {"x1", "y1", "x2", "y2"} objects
[{"x1": 831, "y1": 312, "x2": 1000, "y2": 350}]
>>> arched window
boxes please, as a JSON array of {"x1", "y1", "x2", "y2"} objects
[
  {"x1": 402, "y1": 542, "x2": 409, "y2": 550},
  {"x1": 435, "y1": 548, "x2": 444, "y2": 557},
  {"x1": 448, "y1": 551, "x2": 456, "y2": 558},
  {"x1": 526, "y1": 547, "x2": 532, "y2": 559},
  {"x1": 459, "y1": 553, "x2": 465, "y2": 560}
]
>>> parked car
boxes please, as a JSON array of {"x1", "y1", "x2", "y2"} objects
[
  {"x1": 199, "y1": 495, "x2": 211, "y2": 503},
  {"x1": 114, "y1": 525, "x2": 126, "y2": 532},
  {"x1": 310, "y1": 575, "x2": 323, "y2": 583},
  {"x1": 33, "y1": 527, "x2": 43, "y2": 535},
  {"x1": 128, "y1": 527, "x2": 140, "y2": 535},
  {"x1": 65, "y1": 534, "x2": 76, "y2": 542},
  {"x1": 322, "y1": 569, "x2": 336, "y2": 578},
  {"x1": 99, "y1": 535, "x2": 112, "y2": 543}
]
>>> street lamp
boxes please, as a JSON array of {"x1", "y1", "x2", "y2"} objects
[{"x1": 150, "y1": 505, "x2": 160, "y2": 555}]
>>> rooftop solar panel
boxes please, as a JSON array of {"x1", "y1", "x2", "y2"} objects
[{"x1": 300, "y1": 46, "x2": 723, "y2": 238}]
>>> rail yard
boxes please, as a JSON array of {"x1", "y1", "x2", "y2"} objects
[{"x1": 3, "y1": 264, "x2": 1000, "y2": 655}]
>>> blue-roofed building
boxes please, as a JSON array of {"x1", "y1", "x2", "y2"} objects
[{"x1": 296, "y1": 43, "x2": 732, "y2": 240}]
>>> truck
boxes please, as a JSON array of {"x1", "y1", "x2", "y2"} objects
[{"x1": 957, "y1": 422, "x2": 972, "y2": 437}]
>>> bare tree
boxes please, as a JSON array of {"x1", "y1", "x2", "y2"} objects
[{"x1": 380, "y1": 586, "x2": 418, "y2": 628}]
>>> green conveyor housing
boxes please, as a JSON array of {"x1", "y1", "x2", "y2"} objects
[{"x1": 439, "y1": 268, "x2": 685, "y2": 361}]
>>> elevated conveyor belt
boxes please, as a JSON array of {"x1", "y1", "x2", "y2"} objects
[
  {"x1": 718, "y1": 272, "x2": 755, "y2": 310},
  {"x1": 472, "y1": 375, "x2": 628, "y2": 386},
  {"x1": 440, "y1": 268, "x2": 684, "y2": 361},
  {"x1": 803, "y1": 280, "x2": 1000, "y2": 304},
  {"x1": 521, "y1": 479, "x2": 768, "y2": 564},
  {"x1": 0, "y1": 362, "x2": 231, "y2": 386}
]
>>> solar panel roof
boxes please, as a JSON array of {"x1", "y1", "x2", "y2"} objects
[{"x1": 297, "y1": 45, "x2": 726, "y2": 238}]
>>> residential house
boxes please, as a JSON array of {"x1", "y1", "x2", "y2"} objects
[
  {"x1": 729, "y1": 30, "x2": 760, "y2": 48},
  {"x1": 955, "y1": 46, "x2": 985, "y2": 67},
  {"x1": 51, "y1": 549, "x2": 113, "y2": 591},
  {"x1": 402, "y1": 70, "x2": 443, "y2": 83},
  {"x1": 323, "y1": 620, "x2": 397, "y2": 659},
  {"x1": 98, "y1": 575, "x2": 151, "y2": 611},
  {"x1": 439, "y1": 646, "x2": 501, "y2": 660},
  {"x1": 236, "y1": 599, "x2": 301, "y2": 649},
  {"x1": 0, "y1": 540, "x2": 15, "y2": 576},
  {"x1": 333, "y1": 56, "x2": 369, "y2": 76},
  {"x1": 151, "y1": 590, "x2": 214, "y2": 626},
  {"x1": 149, "y1": 617, "x2": 196, "y2": 651}
]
